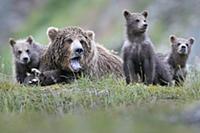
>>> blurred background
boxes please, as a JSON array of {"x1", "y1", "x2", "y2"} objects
[{"x1": 0, "y1": 0, "x2": 200, "y2": 75}]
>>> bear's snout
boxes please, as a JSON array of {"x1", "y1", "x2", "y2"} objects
[
  {"x1": 143, "y1": 23, "x2": 148, "y2": 28},
  {"x1": 181, "y1": 45, "x2": 186, "y2": 49},
  {"x1": 23, "y1": 57, "x2": 29, "y2": 62},
  {"x1": 71, "y1": 39, "x2": 84, "y2": 56},
  {"x1": 75, "y1": 48, "x2": 84, "y2": 56},
  {"x1": 178, "y1": 44, "x2": 188, "y2": 55}
]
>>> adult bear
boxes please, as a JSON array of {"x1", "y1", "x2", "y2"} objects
[{"x1": 28, "y1": 26, "x2": 123, "y2": 86}]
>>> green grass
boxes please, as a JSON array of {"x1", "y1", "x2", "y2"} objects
[
  {"x1": 0, "y1": 76, "x2": 195, "y2": 113},
  {"x1": 0, "y1": 71, "x2": 200, "y2": 133}
]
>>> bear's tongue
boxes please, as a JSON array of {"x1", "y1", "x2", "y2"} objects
[{"x1": 70, "y1": 59, "x2": 81, "y2": 72}]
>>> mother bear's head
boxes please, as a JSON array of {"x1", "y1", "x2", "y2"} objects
[{"x1": 46, "y1": 26, "x2": 95, "y2": 72}]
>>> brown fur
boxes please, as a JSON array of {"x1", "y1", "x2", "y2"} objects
[
  {"x1": 157, "y1": 35, "x2": 195, "y2": 86},
  {"x1": 82, "y1": 43, "x2": 123, "y2": 78},
  {"x1": 9, "y1": 36, "x2": 45, "y2": 84},
  {"x1": 35, "y1": 26, "x2": 123, "y2": 85},
  {"x1": 153, "y1": 54, "x2": 173, "y2": 86},
  {"x1": 122, "y1": 10, "x2": 156, "y2": 85},
  {"x1": 167, "y1": 35, "x2": 195, "y2": 85}
]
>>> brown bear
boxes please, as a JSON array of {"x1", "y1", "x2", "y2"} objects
[
  {"x1": 166, "y1": 35, "x2": 195, "y2": 85},
  {"x1": 9, "y1": 36, "x2": 45, "y2": 84},
  {"x1": 28, "y1": 26, "x2": 124, "y2": 86},
  {"x1": 122, "y1": 9, "x2": 156, "y2": 85}
]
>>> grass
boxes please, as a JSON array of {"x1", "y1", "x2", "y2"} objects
[
  {"x1": 0, "y1": 76, "x2": 193, "y2": 113},
  {"x1": 0, "y1": 71, "x2": 200, "y2": 132}
]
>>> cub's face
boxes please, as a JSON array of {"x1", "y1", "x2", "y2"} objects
[
  {"x1": 9, "y1": 36, "x2": 34, "y2": 64},
  {"x1": 47, "y1": 27, "x2": 94, "y2": 72},
  {"x1": 123, "y1": 10, "x2": 148, "y2": 34},
  {"x1": 170, "y1": 35, "x2": 195, "y2": 56}
]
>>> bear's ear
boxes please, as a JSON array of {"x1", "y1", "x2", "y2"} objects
[
  {"x1": 189, "y1": 37, "x2": 195, "y2": 45},
  {"x1": 26, "y1": 36, "x2": 33, "y2": 44},
  {"x1": 9, "y1": 38, "x2": 16, "y2": 47},
  {"x1": 86, "y1": 30, "x2": 95, "y2": 40},
  {"x1": 47, "y1": 27, "x2": 58, "y2": 41},
  {"x1": 170, "y1": 35, "x2": 176, "y2": 44},
  {"x1": 123, "y1": 10, "x2": 131, "y2": 19},
  {"x1": 142, "y1": 10, "x2": 148, "y2": 18}
]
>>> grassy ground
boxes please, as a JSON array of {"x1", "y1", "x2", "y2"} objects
[{"x1": 0, "y1": 70, "x2": 200, "y2": 133}]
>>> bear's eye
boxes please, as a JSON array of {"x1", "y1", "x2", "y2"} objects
[
  {"x1": 136, "y1": 19, "x2": 140, "y2": 22},
  {"x1": 26, "y1": 49, "x2": 30, "y2": 53},
  {"x1": 177, "y1": 43, "x2": 181, "y2": 46},
  {"x1": 186, "y1": 43, "x2": 189, "y2": 47},
  {"x1": 144, "y1": 20, "x2": 146, "y2": 22},
  {"x1": 66, "y1": 38, "x2": 73, "y2": 44},
  {"x1": 80, "y1": 40, "x2": 86, "y2": 45},
  {"x1": 18, "y1": 50, "x2": 22, "y2": 54}
]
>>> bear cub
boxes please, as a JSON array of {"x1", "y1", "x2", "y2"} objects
[
  {"x1": 122, "y1": 10, "x2": 156, "y2": 85},
  {"x1": 167, "y1": 35, "x2": 195, "y2": 85},
  {"x1": 9, "y1": 36, "x2": 45, "y2": 84}
]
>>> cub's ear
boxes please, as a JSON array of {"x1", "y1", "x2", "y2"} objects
[
  {"x1": 189, "y1": 37, "x2": 195, "y2": 45},
  {"x1": 47, "y1": 27, "x2": 58, "y2": 41},
  {"x1": 123, "y1": 9, "x2": 131, "y2": 19},
  {"x1": 142, "y1": 10, "x2": 148, "y2": 18},
  {"x1": 86, "y1": 30, "x2": 95, "y2": 40},
  {"x1": 9, "y1": 38, "x2": 16, "y2": 47},
  {"x1": 170, "y1": 35, "x2": 177, "y2": 44},
  {"x1": 26, "y1": 35, "x2": 33, "y2": 44}
]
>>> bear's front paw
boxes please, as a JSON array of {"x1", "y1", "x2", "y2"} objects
[
  {"x1": 31, "y1": 68, "x2": 41, "y2": 77},
  {"x1": 28, "y1": 78, "x2": 39, "y2": 85},
  {"x1": 24, "y1": 73, "x2": 40, "y2": 86}
]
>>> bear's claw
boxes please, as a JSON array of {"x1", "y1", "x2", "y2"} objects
[{"x1": 31, "y1": 68, "x2": 41, "y2": 76}]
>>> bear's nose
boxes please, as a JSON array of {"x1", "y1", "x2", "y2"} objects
[
  {"x1": 75, "y1": 48, "x2": 84, "y2": 55},
  {"x1": 23, "y1": 57, "x2": 28, "y2": 62},
  {"x1": 143, "y1": 24, "x2": 148, "y2": 28},
  {"x1": 181, "y1": 45, "x2": 186, "y2": 49}
]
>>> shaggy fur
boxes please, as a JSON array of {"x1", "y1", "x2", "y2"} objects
[
  {"x1": 82, "y1": 43, "x2": 123, "y2": 78},
  {"x1": 43, "y1": 26, "x2": 123, "y2": 77},
  {"x1": 28, "y1": 26, "x2": 123, "y2": 86}
]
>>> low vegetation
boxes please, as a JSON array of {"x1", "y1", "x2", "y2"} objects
[{"x1": 0, "y1": 70, "x2": 200, "y2": 133}]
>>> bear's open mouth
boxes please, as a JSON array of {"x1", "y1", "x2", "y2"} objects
[{"x1": 70, "y1": 56, "x2": 82, "y2": 72}]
